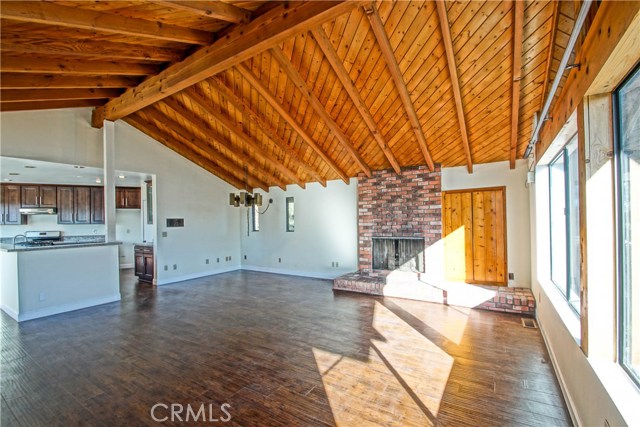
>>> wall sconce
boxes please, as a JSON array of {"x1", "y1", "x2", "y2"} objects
[{"x1": 229, "y1": 192, "x2": 263, "y2": 207}]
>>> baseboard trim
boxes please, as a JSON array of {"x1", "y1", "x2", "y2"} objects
[
  {"x1": 156, "y1": 265, "x2": 241, "y2": 286},
  {"x1": 537, "y1": 316, "x2": 582, "y2": 427},
  {"x1": 240, "y1": 265, "x2": 344, "y2": 280},
  {"x1": 0, "y1": 304, "x2": 19, "y2": 321},
  {"x1": 14, "y1": 294, "x2": 122, "y2": 322}
]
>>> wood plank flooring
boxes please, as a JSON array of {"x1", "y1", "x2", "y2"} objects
[{"x1": 0, "y1": 270, "x2": 571, "y2": 426}]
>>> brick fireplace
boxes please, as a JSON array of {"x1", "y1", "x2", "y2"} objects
[{"x1": 358, "y1": 165, "x2": 442, "y2": 273}]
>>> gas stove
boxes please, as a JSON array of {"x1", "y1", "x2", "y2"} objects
[{"x1": 16, "y1": 231, "x2": 63, "y2": 247}]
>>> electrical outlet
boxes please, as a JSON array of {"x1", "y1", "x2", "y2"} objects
[
  {"x1": 39, "y1": 292, "x2": 46, "y2": 301},
  {"x1": 164, "y1": 265, "x2": 168, "y2": 271},
  {"x1": 278, "y1": 257, "x2": 281, "y2": 263},
  {"x1": 205, "y1": 259, "x2": 210, "y2": 265},
  {"x1": 229, "y1": 256, "x2": 232, "y2": 261},
  {"x1": 217, "y1": 258, "x2": 220, "y2": 263},
  {"x1": 508, "y1": 272, "x2": 514, "y2": 280},
  {"x1": 331, "y1": 262, "x2": 335, "y2": 267},
  {"x1": 173, "y1": 264, "x2": 177, "y2": 270},
  {"x1": 126, "y1": 228, "x2": 130, "y2": 234},
  {"x1": 244, "y1": 255, "x2": 247, "y2": 260},
  {"x1": 336, "y1": 261, "x2": 339, "y2": 268},
  {"x1": 162, "y1": 231, "x2": 167, "y2": 238}
]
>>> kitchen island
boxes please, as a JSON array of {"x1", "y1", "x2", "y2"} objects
[{"x1": 0, "y1": 241, "x2": 121, "y2": 321}]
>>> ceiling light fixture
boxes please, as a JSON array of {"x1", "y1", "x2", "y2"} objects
[
  {"x1": 229, "y1": 192, "x2": 263, "y2": 208},
  {"x1": 118, "y1": 175, "x2": 126, "y2": 179}
]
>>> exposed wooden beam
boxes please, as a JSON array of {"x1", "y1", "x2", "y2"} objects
[
  {"x1": 0, "y1": 88, "x2": 122, "y2": 102},
  {"x1": 0, "y1": 99, "x2": 105, "y2": 112},
  {"x1": 0, "y1": 1, "x2": 214, "y2": 45},
  {"x1": 0, "y1": 74, "x2": 140, "y2": 89},
  {"x1": 124, "y1": 114, "x2": 247, "y2": 190},
  {"x1": 509, "y1": 0, "x2": 525, "y2": 169},
  {"x1": 236, "y1": 64, "x2": 350, "y2": 184},
  {"x1": 269, "y1": 47, "x2": 372, "y2": 177},
  {"x1": 539, "y1": 0, "x2": 560, "y2": 114},
  {"x1": 159, "y1": 97, "x2": 286, "y2": 190},
  {"x1": 93, "y1": 1, "x2": 359, "y2": 125},
  {"x1": 153, "y1": 1, "x2": 251, "y2": 24},
  {"x1": 0, "y1": 40, "x2": 183, "y2": 63},
  {"x1": 182, "y1": 89, "x2": 306, "y2": 188},
  {"x1": 142, "y1": 106, "x2": 270, "y2": 191},
  {"x1": 0, "y1": 55, "x2": 158, "y2": 76},
  {"x1": 363, "y1": 5, "x2": 436, "y2": 172},
  {"x1": 433, "y1": 0, "x2": 473, "y2": 173},
  {"x1": 537, "y1": 1, "x2": 640, "y2": 160},
  {"x1": 208, "y1": 76, "x2": 327, "y2": 186},
  {"x1": 310, "y1": 26, "x2": 401, "y2": 175}
]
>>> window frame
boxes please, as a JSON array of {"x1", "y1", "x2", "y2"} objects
[
  {"x1": 285, "y1": 196, "x2": 294, "y2": 232},
  {"x1": 251, "y1": 203, "x2": 259, "y2": 232}
]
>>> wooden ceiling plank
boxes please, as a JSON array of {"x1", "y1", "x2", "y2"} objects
[
  {"x1": 434, "y1": 0, "x2": 473, "y2": 173},
  {"x1": 153, "y1": 1, "x2": 251, "y2": 24},
  {"x1": 0, "y1": 74, "x2": 140, "y2": 89},
  {"x1": 1, "y1": 55, "x2": 158, "y2": 76},
  {"x1": 0, "y1": 40, "x2": 182, "y2": 63},
  {"x1": 539, "y1": 0, "x2": 560, "y2": 113},
  {"x1": 236, "y1": 63, "x2": 350, "y2": 183},
  {"x1": 311, "y1": 26, "x2": 401, "y2": 174},
  {"x1": 0, "y1": 1, "x2": 214, "y2": 45},
  {"x1": 183, "y1": 88, "x2": 306, "y2": 188},
  {"x1": 94, "y1": 1, "x2": 360, "y2": 124},
  {"x1": 0, "y1": 88, "x2": 122, "y2": 102},
  {"x1": 159, "y1": 96, "x2": 287, "y2": 190},
  {"x1": 269, "y1": 46, "x2": 371, "y2": 178},
  {"x1": 124, "y1": 114, "x2": 246, "y2": 190},
  {"x1": 0, "y1": 99, "x2": 105, "y2": 112},
  {"x1": 509, "y1": 0, "x2": 525, "y2": 169},
  {"x1": 363, "y1": 4, "x2": 436, "y2": 171},
  {"x1": 208, "y1": 76, "x2": 327, "y2": 185}
]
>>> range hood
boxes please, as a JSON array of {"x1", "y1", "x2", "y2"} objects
[{"x1": 19, "y1": 207, "x2": 57, "y2": 215}]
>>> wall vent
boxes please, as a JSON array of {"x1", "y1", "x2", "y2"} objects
[{"x1": 521, "y1": 318, "x2": 538, "y2": 329}]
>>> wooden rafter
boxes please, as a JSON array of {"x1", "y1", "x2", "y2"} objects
[
  {"x1": 434, "y1": 0, "x2": 473, "y2": 173},
  {"x1": 142, "y1": 106, "x2": 271, "y2": 191},
  {"x1": 160, "y1": 97, "x2": 287, "y2": 190},
  {"x1": 0, "y1": 55, "x2": 158, "y2": 76},
  {"x1": 0, "y1": 74, "x2": 140, "y2": 89},
  {"x1": 310, "y1": 26, "x2": 401, "y2": 175},
  {"x1": 539, "y1": 0, "x2": 560, "y2": 115},
  {"x1": 124, "y1": 114, "x2": 246, "y2": 190},
  {"x1": 203, "y1": 78, "x2": 327, "y2": 185},
  {"x1": 92, "y1": 1, "x2": 359, "y2": 125},
  {"x1": 363, "y1": 5, "x2": 436, "y2": 172},
  {"x1": 1, "y1": 99, "x2": 105, "y2": 112},
  {"x1": 236, "y1": 64, "x2": 350, "y2": 184},
  {"x1": 0, "y1": 40, "x2": 183, "y2": 63},
  {"x1": 0, "y1": 88, "x2": 122, "y2": 102},
  {"x1": 509, "y1": 0, "x2": 525, "y2": 169},
  {"x1": 269, "y1": 47, "x2": 372, "y2": 177},
  {"x1": 182, "y1": 89, "x2": 306, "y2": 188},
  {"x1": 153, "y1": 1, "x2": 251, "y2": 24}
]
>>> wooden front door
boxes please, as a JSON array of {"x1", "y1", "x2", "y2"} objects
[{"x1": 443, "y1": 187, "x2": 507, "y2": 285}]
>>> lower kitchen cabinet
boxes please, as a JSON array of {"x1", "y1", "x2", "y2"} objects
[{"x1": 134, "y1": 245, "x2": 154, "y2": 283}]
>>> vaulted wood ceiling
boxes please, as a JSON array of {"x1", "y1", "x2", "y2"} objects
[{"x1": 0, "y1": 1, "x2": 591, "y2": 190}]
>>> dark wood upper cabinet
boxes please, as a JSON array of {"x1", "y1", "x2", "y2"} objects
[
  {"x1": 116, "y1": 187, "x2": 141, "y2": 209},
  {"x1": 91, "y1": 187, "x2": 104, "y2": 224},
  {"x1": 57, "y1": 186, "x2": 75, "y2": 224},
  {"x1": 74, "y1": 187, "x2": 91, "y2": 224},
  {"x1": 1, "y1": 184, "x2": 26, "y2": 225},
  {"x1": 21, "y1": 185, "x2": 57, "y2": 208}
]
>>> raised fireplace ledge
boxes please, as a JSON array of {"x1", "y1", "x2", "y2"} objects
[{"x1": 333, "y1": 272, "x2": 535, "y2": 316}]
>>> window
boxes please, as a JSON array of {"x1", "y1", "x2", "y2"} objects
[
  {"x1": 252, "y1": 204, "x2": 259, "y2": 232},
  {"x1": 616, "y1": 65, "x2": 640, "y2": 386},
  {"x1": 549, "y1": 136, "x2": 581, "y2": 312},
  {"x1": 286, "y1": 197, "x2": 294, "y2": 232}
]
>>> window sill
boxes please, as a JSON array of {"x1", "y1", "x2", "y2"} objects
[
  {"x1": 538, "y1": 278, "x2": 581, "y2": 345},
  {"x1": 589, "y1": 360, "x2": 640, "y2": 426}
]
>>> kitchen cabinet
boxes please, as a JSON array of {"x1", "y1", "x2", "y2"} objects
[
  {"x1": 116, "y1": 187, "x2": 141, "y2": 209},
  {"x1": 134, "y1": 245, "x2": 154, "y2": 283},
  {"x1": 57, "y1": 186, "x2": 75, "y2": 224},
  {"x1": 21, "y1": 185, "x2": 57, "y2": 208},
  {"x1": 91, "y1": 187, "x2": 104, "y2": 224},
  {"x1": 1, "y1": 184, "x2": 26, "y2": 225},
  {"x1": 74, "y1": 187, "x2": 91, "y2": 224}
]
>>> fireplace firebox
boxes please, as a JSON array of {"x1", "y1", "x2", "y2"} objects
[{"x1": 372, "y1": 237, "x2": 425, "y2": 272}]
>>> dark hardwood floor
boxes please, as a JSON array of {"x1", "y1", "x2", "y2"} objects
[{"x1": 1, "y1": 270, "x2": 571, "y2": 426}]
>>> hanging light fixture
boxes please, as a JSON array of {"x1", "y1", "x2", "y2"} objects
[{"x1": 229, "y1": 192, "x2": 263, "y2": 208}]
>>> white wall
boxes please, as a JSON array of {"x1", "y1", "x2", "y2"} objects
[
  {"x1": 115, "y1": 209, "x2": 142, "y2": 268},
  {"x1": 442, "y1": 159, "x2": 531, "y2": 287},
  {"x1": 240, "y1": 179, "x2": 358, "y2": 279},
  {"x1": 1, "y1": 108, "x2": 242, "y2": 285}
]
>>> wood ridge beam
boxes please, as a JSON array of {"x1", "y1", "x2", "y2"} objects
[
  {"x1": 93, "y1": 1, "x2": 360, "y2": 125},
  {"x1": 363, "y1": 4, "x2": 436, "y2": 172},
  {"x1": 160, "y1": 96, "x2": 287, "y2": 190},
  {"x1": 0, "y1": 1, "x2": 214, "y2": 45},
  {"x1": 124, "y1": 114, "x2": 248, "y2": 190},
  {"x1": 269, "y1": 47, "x2": 371, "y2": 178},
  {"x1": 509, "y1": 0, "x2": 525, "y2": 169},
  {"x1": 0, "y1": 55, "x2": 158, "y2": 76},
  {"x1": 183, "y1": 88, "x2": 306, "y2": 189},
  {"x1": 207, "y1": 77, "x2": 327, "y2": 186},
  {"x1": 434, "y1": 0, "x2": 473, "y2": 173},
  {"x1": 236, "y1": 64, "x2": 350, "y2": 184},
  {"x1": 0, "y1": 88, "x2": 122, "y2": 102},
  {"x1": 311, "y1": 26, "x2": 401, "y2": 175},
  {"x1": 153, "y1": 1, "x2": 251, "y2": 24}
]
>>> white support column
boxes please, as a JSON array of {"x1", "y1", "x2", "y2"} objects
[{"x1": 103, "y1": 120, "x2": 117, "y2": 242}]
